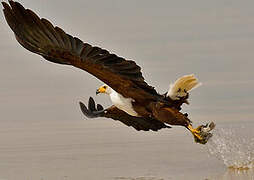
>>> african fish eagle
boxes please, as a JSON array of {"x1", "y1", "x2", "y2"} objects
[{"x1": 2, "y1": 1, "x2": 215, "y2": 144}]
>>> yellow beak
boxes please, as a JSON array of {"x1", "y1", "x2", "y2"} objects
[{"x1": 96, "y1": 86, "x2": 106, "y2": 95}]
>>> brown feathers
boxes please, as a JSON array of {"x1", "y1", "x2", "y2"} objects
[{"x1": 2, "y1": 0, "x2": 158, "y2": 100}]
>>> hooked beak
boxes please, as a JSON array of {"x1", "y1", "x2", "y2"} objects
[
  {"x1": 96, "y1": 89, "x2": 100, "y2": 95},
  {"x1": 96, "y1": 86, "x2": 106, "y2": 95}
]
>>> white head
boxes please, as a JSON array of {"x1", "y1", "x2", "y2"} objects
[{"x1": 96, "y1": 84, "x2": 112, "y2": 95}]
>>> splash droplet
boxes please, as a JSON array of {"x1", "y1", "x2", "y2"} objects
[{"x1": 206, "y1": 128, "x2": 254, "y2": 169}]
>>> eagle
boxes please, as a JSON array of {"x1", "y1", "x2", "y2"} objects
[{"x1": 2, "y1": 1, "x2": 215, "y2": 144}]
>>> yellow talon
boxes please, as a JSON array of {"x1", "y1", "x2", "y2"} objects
[
  {"x1": 188, "y1": 124, "x2": 203, "y2": 141},
  {"x1": 193, "y1": 133, "x2": 202, "y2": 141}
]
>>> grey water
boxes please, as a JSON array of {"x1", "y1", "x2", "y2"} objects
[{"x1": 1, "y1": 121, "x2": 254, "y2": 180}]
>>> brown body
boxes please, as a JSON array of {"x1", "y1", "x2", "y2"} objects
[{"x1": 132, "y1": 96, "x2": 191, "y2": 128}]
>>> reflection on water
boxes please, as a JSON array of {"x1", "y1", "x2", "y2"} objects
[
  {"x1": 208, "y1": 168, "x2": 254, "y2": 180},
  {"x1": 206, "y1": 128, "x2": 254, "y2": 169}
]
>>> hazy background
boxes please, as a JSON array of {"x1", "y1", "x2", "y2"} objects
[{"x1": 0, "y1": 0, "x2": 254, "y2": 179}]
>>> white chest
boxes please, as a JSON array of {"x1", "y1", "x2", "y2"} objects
[{"x1": 109, "y1": 91, "x2": 139, "y2": 117}]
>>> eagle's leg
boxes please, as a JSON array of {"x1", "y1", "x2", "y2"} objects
[
  {"x1": 187, "y1": 124, "x2": 203, "y2": 141},
  {"x1": 187, "y1": 122, "x2": 215, "y2": 144},
  {"x1": 150, "y1": 102, "x2": 215, "y2": 144},
  {"x1": 178, "y1": 121, "x2": 215, "y2": 144}
]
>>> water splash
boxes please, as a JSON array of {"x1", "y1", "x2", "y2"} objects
[{"x1": 206, "y1": 127, "x2": 254, "y2": 169}]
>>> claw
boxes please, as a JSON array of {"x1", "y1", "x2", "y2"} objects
[{"x1": 188, "y1": 122, "x2": 215, "y2": 144}]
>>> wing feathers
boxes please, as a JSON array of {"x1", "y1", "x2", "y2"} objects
[
  {"x1": 79, "y1": 97, "x2": 171, "y2": 131},
  {"x1": 2, "y1": 1, "x2": 158, "y2": 100}
]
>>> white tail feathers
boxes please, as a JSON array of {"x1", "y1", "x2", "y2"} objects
[{"x1": 167, "y1": 74, "x2": 202, "y2": 100}]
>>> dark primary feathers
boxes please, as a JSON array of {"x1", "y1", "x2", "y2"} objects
[
  {"x1": 2, "y1": 0, "x2": 158, "y2": 101},
  {"x1": 79, "y1": 97, "x2": 170, "y2": 131}
]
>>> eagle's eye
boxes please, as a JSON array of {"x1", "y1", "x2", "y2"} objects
[{"x1": 103, "y1": 86, "x2": 107, "y2": 89}]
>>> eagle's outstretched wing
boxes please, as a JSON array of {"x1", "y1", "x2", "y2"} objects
[
  {"x1": 2, "y1": 1, "x2": 158, "y2": 101},
  {"x1": 79, "y1": 97, "x2": 170, "y2": 131}
]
